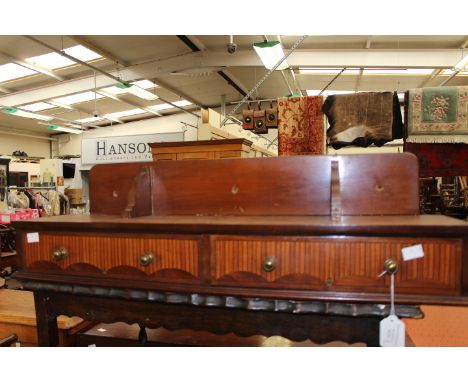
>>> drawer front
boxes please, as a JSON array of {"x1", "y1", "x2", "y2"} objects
[
  {"x1": 22, "y1": 233, "x2": 201, "y2": 282},
  {"x1": 211, "y1": 235, "x2": 462, "y2": 295},
  {"x1": 176, "y1": 152, "x2": 214, "y2": 160}
]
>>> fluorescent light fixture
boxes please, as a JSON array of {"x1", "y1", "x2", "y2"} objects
[
  {"x1": 116, "y1": 83, "x2": 158, "y2": 100},
  {"x1": 148, "y1": 100, "x2": 192, "y2": 111},
  {"x1": 299, "y1": 68, "x2": 360, "y2": 75},
  {"x1": 0, "y1": 62, "x2": 38, "y2": 82},
  {"x1": 46, "y1": 124, "x2": 83, "y2": 134},
  {"x1": 26, "y1": 52, "x2": 74, "y2": 70},
  {"x1": 25, "y1": 45, "x2": 102, "y2": 70},
  {"x1": 148, "y1": 103, "x2": 172, "y2": 111},
  {"x1": 1, "y1": 107, "x2": 54, "y2": 121},
  {"x1": 48, "y1": 100, "x2": 76, "y2": 110},
  {"x1": 101, "y1": 79, "x2": 157, "y2": 95},
  {"x1": 133, "y1": 80, "x2": 157, "y2": 89},
  {"x1": 104, "y1": 108, "x2": 147, "y2": 119},
  {"x1": 65, "y1": 45, "x2": 102, "y2": 62},
  {"x1": 21, "y1": 102, "x2": 56, "y2": 112},
  {"x1": 253, "y1": 41, "x2": 288, "y2": 70},
  {"x1": 306, "y1": 90, "x2": 355, "y2": 96},
  {"x1": 363, "y1": 68, "x2": 434, "y2": 75},
  {"x1": 173, "y1": 100, "x2": 192, "y2": 107},
  {"x1": 299, "y1": 68, "x2": 434, "y2": 75},
  {"x1": 53, "y1": 91, "x2": 104, "y2": 105},
  {"x1": 75, "y1": 116, "x2": 105, "y2": 123}
]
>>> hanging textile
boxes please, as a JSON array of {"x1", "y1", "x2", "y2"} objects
[
  {"x1": 323, "y1": 91, "x2": 403, "y2": 149},
  {"x1": 407, "y1": 86, "x2": 468, "y2": 143},
  {"x1": 277, "y1": 96, "x2": 325, "y2": 156},
  {"x1": 404, "y1": 142, "x2": 468, "y2": 177}
]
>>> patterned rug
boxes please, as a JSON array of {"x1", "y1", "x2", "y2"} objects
[
  {"x1": 407, "y1": 86, "x2": 468, "y2": 143},
  {"x1": 323, "y1": 91, "x2": 403, "y2": 149},
  {"x1": 277, "y1": 96, "x2": 325, "y2": 156},
  {"x1": 404, "y1": 142, "x2": 468, "y2": 177}
]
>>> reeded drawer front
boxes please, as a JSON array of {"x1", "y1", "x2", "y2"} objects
[
  {"x1": 23, "y1": 233, "x2": 201, "y2": 282},
  {"x1": 211, "y1": 235, "x2": 462, "y2": 295}
]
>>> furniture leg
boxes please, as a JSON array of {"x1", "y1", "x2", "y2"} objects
[{"x1": 33, "y1": 291, "x2": 59, "y2": 346}]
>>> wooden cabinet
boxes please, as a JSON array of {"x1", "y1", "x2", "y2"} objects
[{"x1": 149, "y1": 139, "x2": 253, "y2": 161}]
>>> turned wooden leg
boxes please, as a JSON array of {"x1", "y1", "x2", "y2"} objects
[
  {"x1": 138, "y1": 324, "x2": 148, "y2": 346},
  {"x1": 33, "y1": 291, "x2": 59, "y2": 346}
]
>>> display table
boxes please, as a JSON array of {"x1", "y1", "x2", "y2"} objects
[{"x1": 13, "y1": 154, "x2": 468, "y2": 346}]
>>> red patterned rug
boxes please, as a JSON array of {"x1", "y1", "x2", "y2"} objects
[
  {"x1": 277, "y1": 96, "x2": 324, "y2": 156},
  {"x1": 404, "y1": 142, "x2": 468, "y2": 177}
]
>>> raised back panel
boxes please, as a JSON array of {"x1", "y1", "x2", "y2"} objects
[
  {"x1": 89, "y1": 153, "x2": 419, "y2": 216},
  {"x1": 90, "y1": 162, "x2": 151, "y2": 215},
  {"x1": 151, "y1": 156, "x2": 331, "y2": 216},
  {"x1": 339, "y1": 153, "x2": 419, "y2": 215}
]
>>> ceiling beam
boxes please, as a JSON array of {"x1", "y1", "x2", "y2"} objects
[
  {"x1": 0, "y1": 126, "x2": 57, "y2": 141},
  {"x1": 185, "y1": 36, "x2": 207, "y2": 51},
  {"x1": 2, "y1": 48, "x2": 465, "y2": 107},
  {"x1": 177, "y1": 35, "x2": 249, "y2": 99},
  {"x1": 0, "y1": 52, "x2": 64, "y2": 81},
  {"x1": 202, "y1": 49, "x2": 466, "y2": 69}
]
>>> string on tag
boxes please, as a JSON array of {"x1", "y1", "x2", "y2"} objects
[{"x1": 390, "y1": 273, "x2": 395, "y2": 316}]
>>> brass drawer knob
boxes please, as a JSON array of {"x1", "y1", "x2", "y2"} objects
[
  {"x1": 52, "y1": 247, "x2": 68, "y2": 261},
  {"x1": 262, "y1": 256, "x2": 277, "y2": 272},
  {"x1": 383, "y1": 258, "x2": 398, "y2": 275},
  {"x1": 139, "y1": 252, "x2": 154, "y2": 267}
]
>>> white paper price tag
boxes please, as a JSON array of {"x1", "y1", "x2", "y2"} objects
[
  {"x1": 401, "y1": 244, "x2": 424, "y2": 261},
  {"x1": 26, "y1": 232, "x2": 40, "y2": 243},
  {"x1": 380, "y1": 314, "x2": 405, "y2": 347}
]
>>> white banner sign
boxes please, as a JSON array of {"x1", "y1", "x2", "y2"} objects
[{"x1": 81, "y1": 132, "x2": 184, "y2": 165}]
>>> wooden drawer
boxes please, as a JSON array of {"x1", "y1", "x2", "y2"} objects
[
  {"x1": 210, "y1": 235, "x2": 462, "y2": 295},
  {"x1": 152, "y1": 153, "x2": 177, "y2": 161},
  {"x1": 22, "y1": 233, "x2": 202, "y2": 283},
  {"x1": 176, "y1": 152, "x2": 214, "y2": 160}
]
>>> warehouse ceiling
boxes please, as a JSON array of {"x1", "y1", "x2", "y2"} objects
[{"x1": 0, "y1": 35, "x2": 467, "y2": 138}]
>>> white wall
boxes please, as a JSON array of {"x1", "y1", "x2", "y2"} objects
[
  {"x1": 8, "y1": 162, "x2": 40, "y2": 177},
  {"x1": 57, "y1": 113, "x2": 199, "y2": 156},
  {"x1": 0, "y1": 134, "x2": 51, "y2": 158}
]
